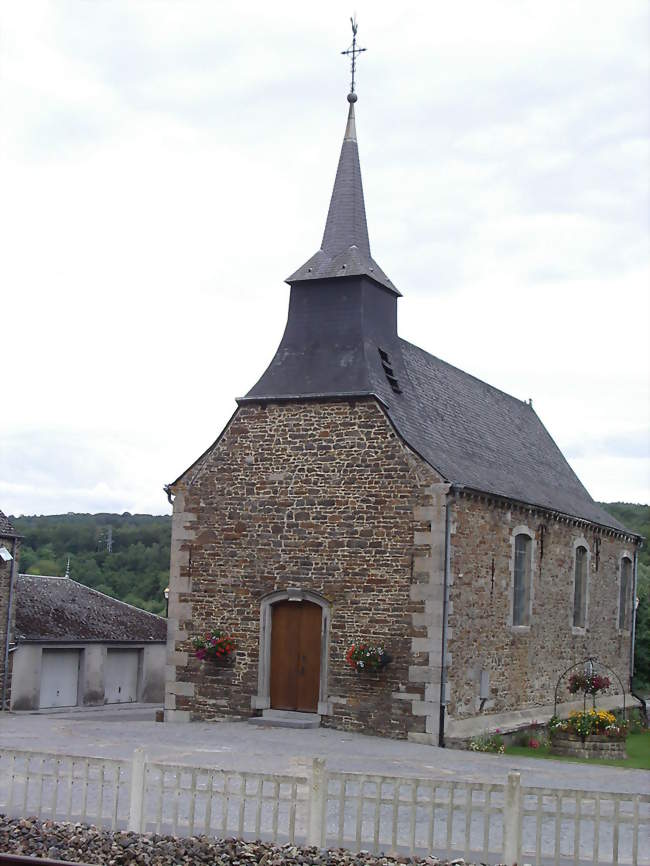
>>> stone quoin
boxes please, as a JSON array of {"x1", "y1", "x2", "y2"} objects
[{"x1": 163, "y1": 38, "x2": 641, "y2": 743}]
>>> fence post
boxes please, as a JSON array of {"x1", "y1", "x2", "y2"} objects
[
  {"x1": 128, "y1": 748, "x2": 146, "y2": 833},
  {"x1": 503, "y1": 771, "x2": 521, "y2": 865},
  {"x1": 307, "y1": 757, "x2": 327, "y2": 847}
]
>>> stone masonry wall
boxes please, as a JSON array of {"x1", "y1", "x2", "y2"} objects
[
  {"x1": 0, "y1": 536, "x2": 18, "y2": 709},
  {"x1": 165, "y1": 399, "x2": 444, "y2": 739},
  {"x1": 445, "y1": 493, "x2": 635, "y2": 733}
]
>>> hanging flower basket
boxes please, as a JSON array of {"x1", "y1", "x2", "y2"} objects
[
  {"x1": 192, "y1": 630, "x2": 236, "y2": 663},
  {"x1": 346, "y1": 643, "x2": 392, "y2": 673},
  {"x1": 567, "y1": 672, "x2": 611, "y2": 696}
]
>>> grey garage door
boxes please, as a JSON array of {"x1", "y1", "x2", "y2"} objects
[
  {"x1": 105, "y1": 649, "x2": 140, "y2": 703},
  {"x1": 39, "y1": 649, "x2": 81, "y2": 708}
]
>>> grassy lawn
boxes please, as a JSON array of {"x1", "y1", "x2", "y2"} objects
[{"x1": 505, "y1": 731, "x2": 650, "y2": 770}]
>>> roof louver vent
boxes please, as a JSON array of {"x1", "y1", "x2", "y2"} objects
[{"x1": 378, "y1": 347, "x2": 402, "y2": 395}]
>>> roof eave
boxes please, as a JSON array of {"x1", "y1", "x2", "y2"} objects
[
  {"x1": 450, "y1": 484, "x2": 638, "y2": 538},
  {"x1": 236, "y1": 390, "x2": 389, "y2": 407},
  {"x1": 285, "y1": 269, "x2": 401, "y2": 297}
]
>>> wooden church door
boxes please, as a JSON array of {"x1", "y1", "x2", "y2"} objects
[{"x1": 270, "y1": 600, "x2": 321, "y2": 712}]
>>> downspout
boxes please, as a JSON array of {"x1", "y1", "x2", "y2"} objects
[
  {"x1": 2, "y1": 536, "x2": 19, "y2": 712},
  {"x1": 629, "y1": 545, "x2": 647, "y2": 722},
  {"x1": 438, "y1": 484, "x2": 457, "y2": 747}
]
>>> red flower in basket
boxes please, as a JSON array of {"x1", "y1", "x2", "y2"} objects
[
  {"x1": 346, "y1": 643, "x2": 392, "y2": 672},
  {"x1": 192, "y1": 629, "x2": 236, "y2": 662}
]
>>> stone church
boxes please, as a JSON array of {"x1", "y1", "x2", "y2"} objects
[{"x1": 164, "y1": 84, "x2": 641, "y2": 743}]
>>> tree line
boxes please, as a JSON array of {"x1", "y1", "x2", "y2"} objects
[{"x1": 11, "y1": 513, "x2": 171, "y2": 615}]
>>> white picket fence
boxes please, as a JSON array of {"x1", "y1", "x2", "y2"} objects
[{"x1": 0, "y1": 748, "x2": 648, "y2": 865}]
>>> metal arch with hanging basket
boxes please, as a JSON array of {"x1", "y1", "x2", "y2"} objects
[{"x1": 553, "y1": 656, "x2": 626, "y2": 718}]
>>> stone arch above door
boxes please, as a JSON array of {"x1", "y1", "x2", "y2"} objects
[{"x1": 253, "y1": 589, "x2": 331, "y2": 715}]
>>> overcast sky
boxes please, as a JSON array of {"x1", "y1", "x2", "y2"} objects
[{"x1": 1, "y1": 0, "x2": 648, "y2": 517}]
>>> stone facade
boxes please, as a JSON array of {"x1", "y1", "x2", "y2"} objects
[
  {"x1": 165, "y1": 398, "x2": 638, "y2": 742},
  {"x1": 443, "y1": 493, "x2": 635, "y2": 739},
  {"x1": 166, "y1": 399, "x2": 447, "y2": 739},
  {"x1": 0, "y1": 528, "x2": 19, "y2": 710}
]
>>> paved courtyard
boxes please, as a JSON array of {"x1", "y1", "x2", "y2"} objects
[{"x1": 0, "y1": 705, "x2": 646, "y2": 795}]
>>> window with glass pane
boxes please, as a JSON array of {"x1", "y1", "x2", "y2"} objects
[
  {"x1": 619, "y1": 557, "x2": 631, "y2": 630},
  {"x1": 513, "y1": 534, "x2": 532, "y2": 625},
  {"x1": 573, "y1": 545, "x2": 587, "y2": 628}
]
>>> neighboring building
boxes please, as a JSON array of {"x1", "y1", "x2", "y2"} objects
[
  {"x1": 164, "y1": 85, "x2": 642, "y2": 742},
  {"x1": 0, "y1": 509, "x2": 20, "y2": 710},
  {"x1": 10, "y1": 574, "x2": 166, "y2": 711}
]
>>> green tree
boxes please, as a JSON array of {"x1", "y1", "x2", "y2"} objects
[{"x1": 11, "y1": 513, "x2": 171, "y2": 618}]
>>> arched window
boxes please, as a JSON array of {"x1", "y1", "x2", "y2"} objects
[
  {"x1": 513, "y1": 533, "x2": 532, "y2": 626},
  {"x1": 619, "y1": 557, "x2": 632, "y2": 630},
  {"x1": 573, "y1": 545, "x2": 588, "y2": 628}
]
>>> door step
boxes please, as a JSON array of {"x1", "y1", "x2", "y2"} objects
[{"x1": 248, "y1": 709, "x2": 321, "y2": 729}]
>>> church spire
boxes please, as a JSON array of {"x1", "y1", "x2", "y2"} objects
[
  {"x1": 286, "y1": 20, "x2": 398, "y2": 295},
  {"x1": 319, "y1": 95, "x2": 369, "y2": 260}
]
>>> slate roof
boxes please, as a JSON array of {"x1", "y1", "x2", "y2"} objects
[
  {"x1": 378, "y1": 342, "x2": 625, "y2": 531},
  {"x1": 15, "y1": 574, "x2": 167, "y2": 642},
  {"x1": 287, "y1": 99, "x2": 398, "y2": 295},
  {"x1": 0, "y1": 509, "x2": 17, "y2": 537},
  {"x1": 239, "y1": 93, "x2": 628, "y2": 534}
]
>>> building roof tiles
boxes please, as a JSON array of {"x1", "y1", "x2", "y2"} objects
[
  {"x1": 0, "y1": 510, "x2": 17, "y2": 537},
  {"x1": 15, "y1": 574, "x2": 167, "y2": 643}
]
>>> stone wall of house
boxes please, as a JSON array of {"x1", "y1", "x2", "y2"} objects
[
  {"x1": 0, "y1": 536, "x2": 19, "y2": 708},
  {"x1": 445, "y1": 493, "x2": 636, "y2": 732},
  {"x1": 165, "y1": 399, "x2": 445, "y2": 739}
]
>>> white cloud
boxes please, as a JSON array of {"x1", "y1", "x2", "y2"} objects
[{"x1": 1, "y1": 0, "x2": 648, "y2": 515}]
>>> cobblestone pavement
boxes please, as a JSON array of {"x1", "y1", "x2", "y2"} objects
[{"x1": 0, "y1": 709, "x2": 647, "y2": 795}]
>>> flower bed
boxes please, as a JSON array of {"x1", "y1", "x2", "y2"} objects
[
  {"x1": 468, "y1": 732, "x2": 505, "y2": 754},
  {"x1": 549, "y1": 709, "x2": 628, "y2": 759},
  {"x1": 551, "y1": 732, "x2": 628, "y2": 760}
]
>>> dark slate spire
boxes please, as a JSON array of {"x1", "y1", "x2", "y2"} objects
[
  {"x1": 322, "y1": 98, "x2": 369, "y2": 258},
  {"x1": 242, "y1": 26, "x2": 403, "y2": 404},
  {"x1": 286, "y1": 93, "x2": 398, "y2": 295}
]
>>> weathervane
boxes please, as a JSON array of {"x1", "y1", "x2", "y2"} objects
[{"x1": 341, "y1": 15, "x2": 366, "y2": 101}]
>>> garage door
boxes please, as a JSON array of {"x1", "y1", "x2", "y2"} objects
[
  {"x1": 105, "y1": 649, "x2": 140, "y2": 703},
  {"x1": 39, "y1": 649, "x2": 81, "y2": 708}
]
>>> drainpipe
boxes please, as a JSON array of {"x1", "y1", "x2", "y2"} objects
[
  {"x1": 2, "y1": 536, "x2": 19, "y2": 712},
  {"x1": 438, "y1": 484, "x2": 457, "y2": 747},
  {"x1": 629, "y1": 545, "x2": 647, "y2": 722}
]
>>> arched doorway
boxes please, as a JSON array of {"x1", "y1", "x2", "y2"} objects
[
  {"x1": 254, "y1": 589, "x2": 330, "y2": 715},
  {"x1": 270, "y1": 600, "x2": 322, "y2": 712}
]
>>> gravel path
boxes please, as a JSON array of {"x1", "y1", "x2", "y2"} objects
[{"x1": 0, "y1": 816, "x2": 497, "y2": 865}]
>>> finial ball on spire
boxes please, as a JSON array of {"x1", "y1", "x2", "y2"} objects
[{"x1": 347, "y1": 92, "x2": 357, "y2": 103}]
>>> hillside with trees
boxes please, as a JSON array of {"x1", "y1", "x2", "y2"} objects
[
  {"x1": 11, "y1": 513, "x2": 170, "y2": 615},
  {"x1": 9, "y1": 504, "x2": 649, "y2": 686}
]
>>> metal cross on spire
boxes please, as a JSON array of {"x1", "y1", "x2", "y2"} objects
[{"x1": 341, "y1": 15, "x2": 366, "y2": 98}]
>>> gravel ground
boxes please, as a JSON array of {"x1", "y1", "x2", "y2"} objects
[{"x1": 0, "y1": 816, "x2": 501, "y2": 866}]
